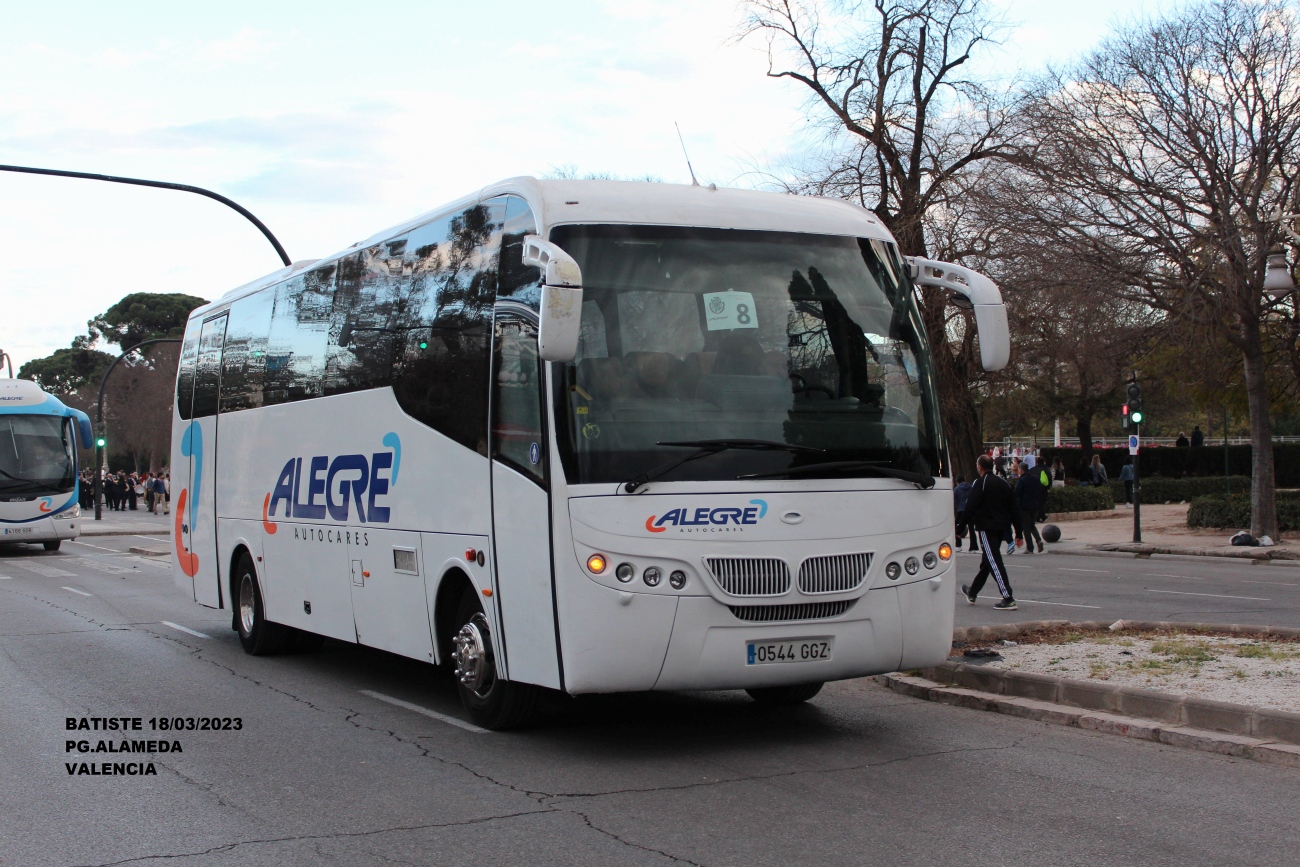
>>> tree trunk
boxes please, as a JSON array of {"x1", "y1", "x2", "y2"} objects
[
  {"x1": 1075, "y1": 414, "x2": 1093, "y2": 455},
  {"x1": 1240, "y1": 324, "x2": 1278, "y2": 538}
]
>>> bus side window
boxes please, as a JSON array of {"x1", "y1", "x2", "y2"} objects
[
  {"x1": 497, "y1": 195, "x2": 541, "y2": 303},
  {"x1": 390, "y1": 202, "x2": 503, "y2": 454},
  {"x1": 220, "y1": 291, "x2": 275, "y2": 413},
  {"x1": 263, "y1": 264, "x2": 334, "y2": 406},
  {"x1": 191, "y1": 313, "x2": 228, "y2": 418},
  {"x1": 324, "y1": 245, "x2": 399, "y2": 396},
  {"x1": 492, "y1": 318, "x2": 545, "y2": 484},
  {"x1": 175, "y1": 318, "x2": 202, "y2": 421}
]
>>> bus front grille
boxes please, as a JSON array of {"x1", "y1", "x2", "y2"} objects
[
  {"x1": 798, "y1": 553, "x2": 872, "y2": 594},
  {"x1": 704, "y1": 557, "x2": 791, "y2": 597},
  {"x1": 727, "y1": 600, "x2": 856, "y2": 622}
]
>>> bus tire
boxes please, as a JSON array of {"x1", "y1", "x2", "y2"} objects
[
  {"x1": 43, "y1": 540, "x2": 61, "y2": 552},
  {"x1": 234, "y1": 552, "x2": 290, "y2": 656},
  {"x1": 745, "y1": 682, "x2": 824, "y2": 706},
  {"x1": 449, "y1": 592, "x2": 541, "y2": 730}
]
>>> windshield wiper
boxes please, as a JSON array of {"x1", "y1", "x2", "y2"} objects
[
  {"x1": 621, "y1": 439, "x2": 824, "y2": 493},
  {"x1": 0, "y1": 468, "x2": 53, "y2": 493},
  {"x1": 738, "y1": 460, "x2": 936, "y2": 489}
]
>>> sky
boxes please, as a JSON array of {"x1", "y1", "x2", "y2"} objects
[{"x1": 0, "y1": 0, "x2": 1171, "y2": 371}]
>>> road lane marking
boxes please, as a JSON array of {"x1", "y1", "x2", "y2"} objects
[
  {"x1": 161, "y1": 621, "x2": 211, "y2": 639},
  {"x1": 1145, "y1": 589, "x2": 1269, "y2": 601},
  {"x1": 1058, "y1": 568, "x2": 1109, "y2": 574},
  {"x1": 68, "y1": 540, "x2": 118, "y2": 552},
  {"x1": 19, "y1": 562, "x2": 76, "y2": 578},
  {"x1": 61, "y1": 586, "x2": 93, "y2": 596},
  {"x1": 1147, "y1": 574, "x2": 1206, "y2": 580},
  {"x1": 358, "y1": 690, "x2": 489, "y2": 734},
  {"x1": 0, "y1": 576, "x2": 11, "y2": 580},
  {"x1": 82, "y1": 559, "x2": 134, "y2": 575},
  {"x1": 1233, "y1": 580, "x2": 1299, "y2": 587},
  {"x1": 1016, "y1": 598, "x2": 1102, "y2": 609}
]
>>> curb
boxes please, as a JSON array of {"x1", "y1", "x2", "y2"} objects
[
  {"x1": 951, "y1": 619, "x2": 1300, "y2": 643},
  {"x1": 80, "y1": 528, "x2": 170, "y2": 537},
  {"x1": 1044, "y1": 544, "x2": 1300, "y2": 565},
  {"x1": 880, "y1": 673, "x2": 1300, "y2": 769}
]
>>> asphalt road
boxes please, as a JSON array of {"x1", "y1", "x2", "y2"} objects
[
  {"x1": 954, "y1": 548, "x2": 1300, "y2": 629},
  {"x1": 1, "y1": 536, "x2": 1297, "y2": 867}
]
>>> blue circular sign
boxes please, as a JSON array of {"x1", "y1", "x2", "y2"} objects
[{"x1": 529, "y1": 442, "x2": 540, "y2": 464}]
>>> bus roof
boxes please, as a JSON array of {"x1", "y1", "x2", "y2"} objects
[
  {"x1": 0, "y1": 379, "x2": 81, "y2": 417},
  {"x1": 209, "y1": 178, "x2": 894, "y2": 312}
]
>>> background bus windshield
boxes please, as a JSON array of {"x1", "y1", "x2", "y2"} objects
[
  {"x1": 0, "y1": 416, "x2": 75, "y2": 495},
  {"x1": 551, "y1": 225, "x2": 945, "y2": 486}
]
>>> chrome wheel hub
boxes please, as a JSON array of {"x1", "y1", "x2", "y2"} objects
[
  {"x1": 239, "y1": 574, "x2": 256, "y2": 636},
  {"x1": 452, "y1": 613, "x2": 495, "y2": 695}
]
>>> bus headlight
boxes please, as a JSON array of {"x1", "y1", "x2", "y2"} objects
[
  {"x1": 904, "y1": 557, "x2": 920, "y2": 575},
  {"x1": 53, "y1": 505, "x2": 80, "y2": 520},
  {"x1": 669, "y1": 570, "x2": 687, "y2": 589},
  {"x1": 885, "y1": 562, "x2": 901, "y2": 580},
  {"x1": 615, "y1": 562, "x2": 635, "y2": 583},
  {"x1": 923, "y1": 551, "x2": 937, "y2": 569},
  {"x1": 643, "y1": 567, "x2": 662, "y2": 587}
]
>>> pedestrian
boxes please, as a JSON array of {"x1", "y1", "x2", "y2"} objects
[
  {"x1": 1176, "y1": 431, "x2": 1190, "y2": 447},
  {"x1": 960, "y1": 455, "x2": 1018, "y2": 610},
  {"x1": 1119, "y1": 457, "x2": 1135, "y2": 507},
  {"x1": 162, "y1": 473, "x2": 171, "y2": 515},
  {"x1": 953, "y1": 475, "x2": 979, "y2": 552},
  {"x1": 143, "y1": 472, "x2": 155, "y2": 513},
  {"x1": 1048, "y1": 457, "x2": 1066, "y2": 487},
  {"x1": 1014, "y1": 461, "x2": 1047, "y2": 552},
  {"x1": 1191, "y1": 425, "x2": 1204, "y2": 448},
  {"x1": 994, "y1": 452, "x2": 1007, "y2": 478},
  {"x1": 127, "y1": 474, "x2": 139, "y2": 511},
  {"x1": 1088, "y1": 454, "x2": 1109, "y2": 487}
]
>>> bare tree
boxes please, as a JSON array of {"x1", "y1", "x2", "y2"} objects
[
  {"x1": 739, "y1": 0, "x2": 1024, "y2": 478},
  {"x1": 1014, "y1": 0, "x2": 1300, "y2": 537}
]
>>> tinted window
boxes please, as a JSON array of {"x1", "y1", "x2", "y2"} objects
[
  {"x1": 492, "y1": 316, "x2": 545, "y2": 484},
  {"x1": 497, "y1": 196, "x2": 542, "y2": 305},
  {"x1": 220, "y1": 291, "x2": 275, "y2": 412},
  {"x1": 175, "y1": 318, "x2": 201, "y2": 421},
  {"x1": 390, "y1": 200, "x2": 504, "y2": 453},
  {"x1": 191, "y1": 313, "x2": 228, "y2": 418},
  {"x1": 324, "y1": 244, "x2": 401, "y2": 396},
  {"x1": 263, "y1": 265, "x2": 334, "y2": 406}
]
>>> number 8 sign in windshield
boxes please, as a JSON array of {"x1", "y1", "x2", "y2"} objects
[{"x1": 703, "y1": 290, "x2": 758, "y2": 331}]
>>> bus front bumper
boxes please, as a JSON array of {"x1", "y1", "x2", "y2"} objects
[{"x1": 0, "y1": 516, "x2": 81, "y2": 543}]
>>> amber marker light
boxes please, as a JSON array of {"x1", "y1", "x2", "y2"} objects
[
  {"x1": 938, "y1": 542, "x2": 953, "y2": 561},
  {"x1": 587, "y1": 554, "x2": 608, "y2": 574}
]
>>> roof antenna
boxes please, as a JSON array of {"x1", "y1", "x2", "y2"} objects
[{"x1": 675, "y1": 122, "x2": 699, "y2": 186}]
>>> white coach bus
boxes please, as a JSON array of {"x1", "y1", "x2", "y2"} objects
[
  {"x1": 171, "y1": 178, "x2": 1009, "y2": 728},
  {"x1": 0, "y1": 379, "x2": 93, "y2": 551}
]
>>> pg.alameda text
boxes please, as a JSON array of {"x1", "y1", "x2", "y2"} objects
[
  {"x1": 66, "y1": 740, "x2": 182, "y2": 753},
  {"x1": 66, "y1": 763, "x2": 157, "y2": 776}
]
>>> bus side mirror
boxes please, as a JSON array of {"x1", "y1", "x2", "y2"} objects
[
  {"x1": 522, "y1": 235, "x2": 584, "y2": 362},
  {"x1": 73, "y1": 411, "x2": 94, "y2": 450},
  {"x1": 906, "y1": 257, "x2": 1010, "y2": 371}
]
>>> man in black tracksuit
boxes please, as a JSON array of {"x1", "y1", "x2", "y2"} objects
[{"x1": 960, "y1": 454, "x2": 1017, "y2": 610}]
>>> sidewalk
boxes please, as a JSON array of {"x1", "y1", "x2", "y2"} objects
[
  {"x1": 79, "y1": 507, "x2": 172, "y2": 537},
  {"x1": 1046, "y1": 503, "x2": 1299, "y2": 561}
]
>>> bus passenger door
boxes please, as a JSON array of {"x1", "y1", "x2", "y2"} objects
[
  {"x1": 488, "y1": 311, "x2": 561, "y2": 689},
  {"x1": 181, "y1": 312, "x2": 227, "y2": 608}
]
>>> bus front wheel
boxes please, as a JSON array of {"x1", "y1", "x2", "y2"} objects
[
  {"x1": 745, "y1": 683, "x2": 824, "y2": 706},
  {"x1": 235, "y1": 552, "x2": 291, "y2": 656},
  {"x1": 43, "y1": 541, "x2": 61, "y2": 552},
  {"x1": 449, "y1": 592, "x2": 541, "y2": 730}
]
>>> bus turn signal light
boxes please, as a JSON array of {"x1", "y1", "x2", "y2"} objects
[
  {"x1": 938, "y1": 543, "x2": 952, "y2": 561},
  {"x1": 587, "y1": 554, "x2": 607, "y2": 574}
]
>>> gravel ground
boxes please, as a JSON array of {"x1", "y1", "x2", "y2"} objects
[{"x1": 972, "y1": 633, "x2": 1300, "y2": 712}]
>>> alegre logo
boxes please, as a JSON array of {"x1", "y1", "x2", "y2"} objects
[
  {"x1": 645, "y1": 499, "x2": 768, "y2": 534},
  {"x1": 263, "y1": 433, "x2": 401, "y2": 533},
  {"x1": 38, "y1": 497, "x2": 53, "y2": 513}
]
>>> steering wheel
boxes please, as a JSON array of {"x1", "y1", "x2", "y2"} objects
[{"x1": 789, "y1": 373, "x2": 836, "y2": 399}]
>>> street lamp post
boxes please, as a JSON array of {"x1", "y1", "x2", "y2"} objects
[{"x1": 93, "y1": 338, "x2": 182, "y2": 521}]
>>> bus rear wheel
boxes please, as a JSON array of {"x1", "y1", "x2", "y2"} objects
[
  {"x1": 43, "y1": 541, "x2": 61, "y2": 552},
  {"x1": 449, "y1": 592, "x2": 541, "y2": 730},
  {"x1": 745, "y1": 683, "x2": 824, "y2": 706},
  {"x1": 235, "y1": 552, "x2": 291, "y2": 656}
]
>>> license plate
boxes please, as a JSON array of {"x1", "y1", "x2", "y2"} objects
[
  {"x1": 3, "y1": 527, "x2": 33, "y2": 535},
  {"x1": 747, "y1": 637, "x2": 833, "y2": 665}
]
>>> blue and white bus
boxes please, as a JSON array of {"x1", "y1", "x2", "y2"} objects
[
  {"x1": 171, "y1": 178, "x2": 1009, "y2": 728},
  {"x1": 0, "y1": 379, "x2": 93, "y2": 551}
]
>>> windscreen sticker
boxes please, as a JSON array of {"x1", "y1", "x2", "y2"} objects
[{"x1": 703, "y1": 291, "x2": 758, "y2": 331}]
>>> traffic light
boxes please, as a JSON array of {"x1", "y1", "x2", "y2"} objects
[
  {"x1": 1126, "y1": 379, "x2": 1144, "y2": 425},
  {"x1": 1122, "y1": 403, "x2": 1130, "y2": 429},
  {"x1": 95, "y1": 432, "x2": 106, "y2": 449}
]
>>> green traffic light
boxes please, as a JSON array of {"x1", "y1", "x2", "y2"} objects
[
  {"x1": 1130, "y1": 411, "x2": 1144, "y2": 424},
  {"x1": 96, "y1": 437, "x2": 107, "y2": 448}
]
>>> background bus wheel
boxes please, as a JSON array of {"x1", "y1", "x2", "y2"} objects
[
  {"x1": 745, "y1": 683, "x2": 824, "y2": 706},
  {"x1": 235, "y1": 552, "x2": 290, "y2": 655},
  {"x1": 449, "y1": 592, "x2": 540, "y2": 730},
  {"x1": 43, "y1": 541, "x2": 61, "y2": 552}
]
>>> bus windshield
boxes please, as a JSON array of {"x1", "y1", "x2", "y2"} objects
[
  {"x1": 551, "y1": 225, "x2": 946, "y2": 486},
  {"x1": 0, "y1": 415, "x2": 76, "y2": 495}
]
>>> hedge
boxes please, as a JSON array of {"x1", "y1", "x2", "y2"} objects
[
  {"x1": 1045, "y1": 484, "x2": 1115, "y2": 513},
  {"x1": 1106, "y1": 475, "x2": 1252, "y2": 504},
  {"x1": 1186, "y1": 492, "x2": 1300, "y2": 532},
  {"x1": 1036, "y1": 442, "x2": 1300, "y2": 486}
]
